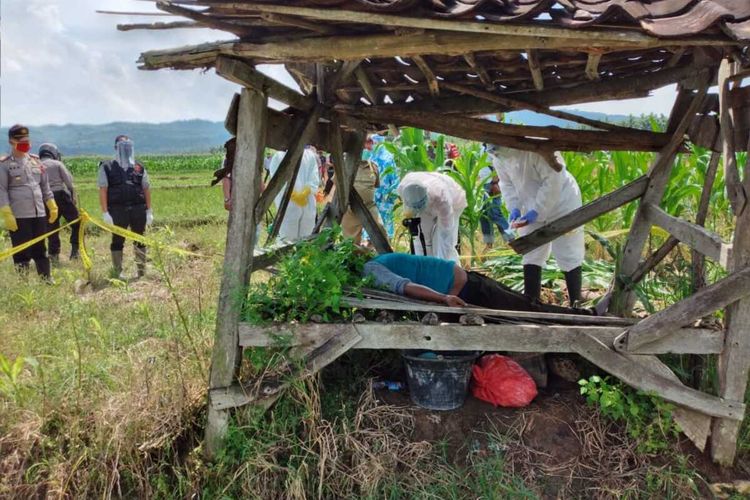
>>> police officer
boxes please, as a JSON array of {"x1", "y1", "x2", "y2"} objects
[
  {"x1": 39, "y1": 143, "x2": 80, "y2": 262},
  {"x1": 0, "y1": 125, "x2": 59, "y2": 279},
  {"x1": 97, "y1": 135, "x2": 153, "y2": 279}
]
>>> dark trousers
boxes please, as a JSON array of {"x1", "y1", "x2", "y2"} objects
[
  {"x1": 47, "y1": 190, "x2": 80, "y2": 255},
  {"x1": 10, "y1": 216, "x2": 51, "y2": 277},
  {"x1": 109, "y1": 204, "x2": 147, "y2": 251},
  {"x1": 458, "y1": 271, "x2": 593, "y2": 316}
]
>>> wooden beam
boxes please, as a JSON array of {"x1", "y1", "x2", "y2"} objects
[
  {"x1": 224, "y1": 92, "x2": 240, "y2": 135},
  {"x1": 441, "y1": 82, "x2": 629, "y2": 132},
  {"x1": 349, "y1": 189, "x2": 393, "y2": 254},
  {"x1": 412, "y1": 56, "x2": 439, "y2": 96},
  {"x1": 353, "y1": 66, "x2": 378, "y2": 104},
  {"x1": 328, "y1": 115, "x2": 348, "y2": 221},
  {"x1": 719, "y1": 58, "x2": 748, "y2": 216},
  {"x1": 238, "y1": 322, "x2": 724, "y2": 355},
  {"x1": 711, "y1": 161, "x2": 750, "y2": 464},
  {"x1": 463, "y1": 53, "x2": 493, "y2": 91},
  {"x1": 509, "y1": 176, "x2": 649, "y2": 255},
  {"x1": 205, "y1": 87, "x2": 268, "y2": 459},
  {"x1": 585, "y1": 52, "x2": 603, "y2": 80},
  {"x1": 527, "y1": 50, "x2": 544, "y2": 91},
  {"x1": 630, "y1": 236, "x2": 679, "y2": 285},
  {"x1": 340, "y1": 106, "x2": 674, "y2": 153},
  {"x1": 326, "y1": 60, "x2": 361, "y2": 98},
  {"x1": 220, "y1": 3, "x2": 736, "y2": 48},
  {"x1": 259, "y1": 12, "x2": 335, "y2": 35},
  {"x1": 155, "y1": 1, "x2": 252, "y2": 36},
  {"x1": 138, "y1": 29, "x2": 684, "y2": 69},
  {"x1": 117, "y1": 20, "x2": 201, "y2": 31},
  {"x1": 644, "y1": 203, "x2": 732, "y2": 267},
  {"x1": 576, "y1": 333, "x2": 744, "y2": 420},
  {"x1": 256, "y1": 106, "x2": 324, "y2": 221},
  {"x1": 609, "y1": 84, "x2": 708, "y2": 316},
  {"x1": 617, "y1": 265, "x2": 750, "y2": 352},
  {"x1": 341, "y1": 296, "x2": 634, "y2": 327},
  {"x1": 692, "y1": 151, "x2": 722, "y2": 293},
  {"x1": 215, "y1": 56, "x2": 313, "y2": 111}
]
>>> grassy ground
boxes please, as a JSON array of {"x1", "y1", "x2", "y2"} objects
[{"x1": 1, "y1": 157, "x2": 749, "y2": 498}]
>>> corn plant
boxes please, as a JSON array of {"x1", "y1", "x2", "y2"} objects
[{"x1": 381, "y1": 128, "x2": 444, "y2": 174}]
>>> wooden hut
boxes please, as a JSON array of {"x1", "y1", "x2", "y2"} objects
[{"x1": 118, "y1": 0, "x2": 750, "y2": 465}]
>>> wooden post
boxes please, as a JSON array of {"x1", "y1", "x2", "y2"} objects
[
  {"x1": 609, "y1": 85, "x2": 707, "y2": 316},
  {"x1": 205, "y1": 88, "x2": 268, "y2": 458},
  {"x1": 718, "y1": 58, "x2": 747, "y2": 216}
]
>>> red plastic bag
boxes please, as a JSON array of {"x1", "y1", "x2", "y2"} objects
[{"x1": 471, "y1": 354, "x2": 538, "y2": 407}]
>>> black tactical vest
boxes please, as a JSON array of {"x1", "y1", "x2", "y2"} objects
[{"x1": 102, "y1": 160, "x2": 146, "y2": 207}]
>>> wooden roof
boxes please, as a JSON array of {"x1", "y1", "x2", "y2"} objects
[{"x1": 121, "y1": 1, "x2": 749, "y2": 152}]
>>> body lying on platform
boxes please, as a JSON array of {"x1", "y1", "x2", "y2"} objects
[{"x1": 363, "y1": 252, "x2": 601, "y2": 316}]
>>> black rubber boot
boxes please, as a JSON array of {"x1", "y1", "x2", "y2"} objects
[
  {"x1": 523, "y1": 264, "x2": 542, "y2": 301},
  {"x1": 135, "y1": 247, "x2": 147, "y2": 278},
  {"x1": 69, "y1": 247, "x2": 79, "y2": 260},
  {"x1": 35, "y1": 257, "x2": 52, "y2": 282},
  {"x1": 564, "y1": 266, "x2": 583, "y2": 307}
]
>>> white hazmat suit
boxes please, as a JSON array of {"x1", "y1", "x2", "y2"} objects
[
  {"x1": 267, "y1": 148, "x2": 320, "y2": 242},
  {"x1": 397, "y1": 171, "x2": 467, "y2": 263},
  {"x1": 493, "y1": 149, "x2": 584, "y2": 272}
]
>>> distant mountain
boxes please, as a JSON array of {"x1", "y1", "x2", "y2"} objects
[
  {"x1": 0, "y1": 110, "x2": 642, "y2": 156},
  {"x1": 0, "y1": 120, "x2": 231, "y2": 156}
]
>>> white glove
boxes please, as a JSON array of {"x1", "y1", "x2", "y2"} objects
[
  {"x1": 103, "y1": 211, "x2": 114, "y2": 225},
  {"x1": 146, "y1": 209, "x2": 154, "y2": 226}
]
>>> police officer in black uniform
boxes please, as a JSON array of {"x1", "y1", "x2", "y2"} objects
[
  {"x1": 97, "y1": 135, "x2": 153, "y2": 278},
  {"x1": 39, "y1": 143, "x2": 80, "y2": 262}
]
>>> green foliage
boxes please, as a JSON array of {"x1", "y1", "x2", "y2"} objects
[
  {"x1": 381, "y1": 127, "x2": 444, "y2": 174},
  {"x1": 243, "y1": 227, "x2": 371, "y2": 323},
  {"x1": 579, "y1": 375, "x2": 679, "y2": 453},
  {"x1": 0, "y1": 353, "x2": 37, "y2": 404},
  {"x1": 65, "y1": 153, "x2": 223, "y2": 176}
]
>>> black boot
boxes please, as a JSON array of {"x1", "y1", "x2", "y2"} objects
[
  {"x1": 70, "y1": 247, "x2": 79, "y2": 260},
  {"x1": 35, "y1": 257, "x2": 53, "y2": 283},
  {"x1": 523, "y1": 264, "x2": 542, "y2": 302},
  {"x1": 564, "y1": 266, "x2": 583, "y2": 307}
]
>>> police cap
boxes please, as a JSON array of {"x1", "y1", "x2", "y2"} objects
[{"x1": 8, "y1": 124, "x2": 30, "y2": 140}]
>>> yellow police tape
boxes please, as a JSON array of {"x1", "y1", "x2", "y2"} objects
[{"x1": 0, "y1": 208, "x2": 205, "y2": 273}]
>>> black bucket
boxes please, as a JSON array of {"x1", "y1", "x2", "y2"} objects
[{"x1": 402, "y1": 350, "x2": 480, "y2": 411}]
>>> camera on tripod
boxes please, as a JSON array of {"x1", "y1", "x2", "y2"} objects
[{"x1": 402, "y1": 217, "x2": 421, "y2": 236}]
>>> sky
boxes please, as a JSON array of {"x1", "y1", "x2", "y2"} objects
[{"x1": 1, "y1": 0, "x2": 677, "y2": 127}]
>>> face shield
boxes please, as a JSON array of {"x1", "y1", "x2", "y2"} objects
[{"x1": 115, "y1": 139, "x2": 135, "y2": 169}]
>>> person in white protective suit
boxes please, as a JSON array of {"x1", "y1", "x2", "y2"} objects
[
  {"x1": 490, "y1": 146, "x2": 585, "y2": 305},
  {"x1": 397, "y1": 171, "x2": 467, "y2": 263},
  {"x1": 267, "y1": 146, "x2": 321, "y2": 242}
]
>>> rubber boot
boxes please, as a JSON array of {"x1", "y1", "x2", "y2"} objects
[
  {"x1": 35, "y1": 257, "x2": 53, "y2": 283},
  {"x1": 523, "y1": 264, "x2": 542, "y2": 301},
  {"x1": 69, "y1": 247, "x2": 79, "y2": 261},
  {"x1": 564, "y1": 266, "x2": 583, "y2": 307},
  {"x1": 135, "y1": 246, "x2": 147, "y2": 278},
  {"x1": 111, "y1": 250, "x2": 125, "y2": 279}
]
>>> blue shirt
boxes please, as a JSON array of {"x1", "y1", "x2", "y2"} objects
[{"x1": 371, "y1": 253, "x2": 455, "y2": 294}]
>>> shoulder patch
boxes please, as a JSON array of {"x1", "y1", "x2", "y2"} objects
[{"x1": 0, "y1": 155, "x2": 8, "y2": 162}]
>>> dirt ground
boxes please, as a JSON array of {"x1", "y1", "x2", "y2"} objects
[{"x1": 376, "y1": 376, "x2": 748, "y2": 499}]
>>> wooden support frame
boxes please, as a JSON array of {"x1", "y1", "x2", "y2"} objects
[
  {"x1": 349, "y1": 189, "x2": 393, "y2": 254},
  {"x1": 643, "y1": 203, "x2": 732, "y2": 268},
  {"x1": 585, "y1": 52, "x2": 602, "y2": 80},
  {"x1": 509, "y1": 176, "x2": 649, "y2": 255},
  {"x1": 527, "y1": 49, "x2": 544, "y2": 91},
  {"x1": 463, "y1": 53, "x2": 493, "y2": 91},
  {"x1": 205, "y1": 87, "x2": 268, "y2": 458},
  {"x1": 718, "y1": 58, "x2": 748, "y2": 216},
  {"x1": 412, "y1": 56, "x2": 440, "y2": 96},
  {"x1": 609, "y1": 84, "x2": 708, "y2": 316}
]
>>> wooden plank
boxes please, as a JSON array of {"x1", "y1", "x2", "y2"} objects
[
  {"x1": 692, "y1": 151, "x2": 721, "y2": 292},
  {"x1": 341, "y1": 296, "x2": 635, "y2": 326},
  {"x1": 527, "y1": 50, "x2": 544, "y2": 91},
  {"x1": 719, "y1": 58, "x2": 748, "y2": 216},
  {"x1": 215, "y1": 56, "x2": 313, "y2": 111},
  {"x1": 643, "y1": 203, "x2": 732, "y2": 267},
  {"x1": 575, "y1": 333, "x2": 744, "y2": 420},
  {"x1": 223, "y1": 4, "x2": 735, "y2": 47},
  {"x1": 255, "y1": 106, "x2": 323, "y2": 221},
  {"x1": 211, "y1": 327, "x2": 361, "y2": 411},
  {"x1": 237, "y1": 322, "x2": 725, "y2": 355},
  {"x1": 327, "y1": 114, "x2": 348, "y2": 221},
  {"x1": 155, "y1": 1, "x2": 253, "y2": 36},
  {"x1": 224, "y1": 92, "x2": 240, "y2": 135},
  {"x1": 609, "y1": 84, "x2": 708, "y2": 316},
  {"x1": 711, "y1": 162, "x2": 750, "y2": 464},
  {"x1": 509, "y1": 176, "x2": 649, "y2": 255},
  {"x1": 117, "y1": 20, "x2": 202, "y2": 31},
  {"x1": 354, "y1": 66, "x2": 378, "y2": 104},
  {"x1": 259, "y1": 12, "x2": 336, "y2": 35},
  {"x1": 412, "y1": 56, "x2": 439, "y2": 96},
  {"x1": 326, "y1": 59, "x2": 361, "y2": 98},
  {"x1": 629, "y1": 355, "x2": 711, "y2": 452},
  {"x1": 630, "y1": 236, "x2": 679, "y2": 285},
  {"x1": 618, "y1": 265, "x2": 750, "y2": 352},
  {"x1": 585, "y1": 52, "x2": 602, "y2": 80},
  {"x1": 205, "y1": 87, "x2": 268, "y2": 459},
  {"x1": 463, "y1": 53, "x2": 493, "y2": 91},
  {"x1": 349, "y1": 189, "x2": 393, "y2": 254},
  {"x1": 441, "y1": 82, "x2": 629, "y2": 132}
]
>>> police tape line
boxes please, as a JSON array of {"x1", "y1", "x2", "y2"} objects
[{"x1": 0, "y1": 209, "x2": 206, "y2": 272}]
